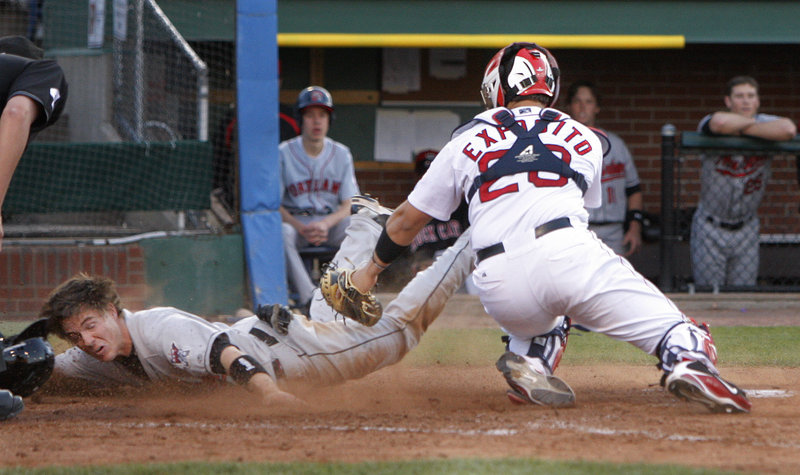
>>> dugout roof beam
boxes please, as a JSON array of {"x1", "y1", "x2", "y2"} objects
[{"x1": 157, "y1": 0, "x2": 800, "y2": 46}]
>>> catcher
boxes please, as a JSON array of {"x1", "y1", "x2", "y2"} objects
[
  {"x1": 0, "y1": 319, "x2": 55, "y2": 420},
  {"x1": 42, "y1": 198, "x2": 474, "y2": 405}
]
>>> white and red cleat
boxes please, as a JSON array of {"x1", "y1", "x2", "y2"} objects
[{"x1": 664, "y1": 361, "x2": 751, "y2": 414}]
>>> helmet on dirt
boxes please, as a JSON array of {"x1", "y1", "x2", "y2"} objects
[
  {"x1": 0, "y1": 337, "x2": 55, "y2": 397},
  {"x1": 296, "y1": 86, "x2": 334, "y2": 115},
  {"x1": 480, "y1": 42, "x2": 560, "y2": 109}
]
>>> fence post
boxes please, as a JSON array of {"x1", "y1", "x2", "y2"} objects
[{"x1": 659, "y1": 124, "x2": 677, "y2": 291}]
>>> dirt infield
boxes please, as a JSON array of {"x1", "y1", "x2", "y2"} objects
[
  {"x1": 5, "y1": 365, "x2": 799, "y2": 473},
  {"x1": 3, "y1": 294, "x2": 799, "y2": 473}
]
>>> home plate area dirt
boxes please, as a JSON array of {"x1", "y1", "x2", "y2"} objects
[{"x1": 3, "y1": 364, "x2": 799, "y2": 474}]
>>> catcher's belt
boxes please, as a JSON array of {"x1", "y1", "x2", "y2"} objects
[{"x1": 476, "y1": 217, "x2": 572, "y2": 264}]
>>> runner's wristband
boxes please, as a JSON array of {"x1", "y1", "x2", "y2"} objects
[{"x1": 229, "y1": 355, "x2": 268, "y2": 385}]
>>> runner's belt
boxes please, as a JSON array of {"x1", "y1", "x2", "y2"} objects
[
  {"x1": 476, "y1": 217, "x2": 572, "y2": 264},
  {"x1": 249, "y1": 327, "x2": 286, "y2": 379}
]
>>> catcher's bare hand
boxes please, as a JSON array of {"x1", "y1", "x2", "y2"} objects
[{"x1": 319, "y1": 266, "x2": 382, "y2": 326}]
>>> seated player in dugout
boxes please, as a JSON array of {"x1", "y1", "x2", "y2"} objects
[
  {"x1": 41, "y1": 198, "x2": 474, "y2": 406},
  {"x1": 279, "y1": 86, "x2": 360, "y2": 312}
]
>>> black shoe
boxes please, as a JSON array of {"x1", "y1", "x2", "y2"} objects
[{"x1": 256, "y1": 304, "x2": 294, "y2": 335}]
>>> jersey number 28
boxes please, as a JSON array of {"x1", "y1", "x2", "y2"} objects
[{"x1": 477, "y1": 145, "x2": 572, "y2": 202}]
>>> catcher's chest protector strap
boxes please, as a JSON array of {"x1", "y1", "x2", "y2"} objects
[{"x1": 466, "y1": 109, "x2": 588, "y2": 202}]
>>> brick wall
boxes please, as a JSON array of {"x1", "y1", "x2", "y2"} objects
[
  {"x1": 355, "y1": 162, "x2": 418, "y2": 208},
  {"x1": 557, "y1": 44, "x2": 800, "y2": 234},
  {"x1": 0, "y1": 245, "x2": 148, "y2": 321},
  {"x1": 359, "y1": 44, "x2": 800, "y2": 234}
]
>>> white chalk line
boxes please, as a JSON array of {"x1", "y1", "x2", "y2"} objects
[
  {"x1": 94, "y1": 414, "x2": 800, "y2": 450},
  {"x1": 746, "y1": 389, "x2": 794, "y2": 398}
]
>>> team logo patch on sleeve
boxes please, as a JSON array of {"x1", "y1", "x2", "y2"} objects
[{"x1": 169, "y1": 343, "x2": 190, "y2": 368}]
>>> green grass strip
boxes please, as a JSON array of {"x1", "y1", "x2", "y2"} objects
[
  {"x1": 403, "y1": 326, "x2": 800, "y2": 367},
  {"x1": 0, "y1": 458, "x2": 754, "y2": 475},
  {"x1": 2, "y1": 322, "x2": 799, "y2": 367}
]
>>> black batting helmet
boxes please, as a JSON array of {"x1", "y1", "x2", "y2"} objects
[
  {"x1": 0, "y1": 337, "x2": 55, "y2": 397},
  {"x1": 296, "y1": 86, "x2": 334, "y2": 116}
]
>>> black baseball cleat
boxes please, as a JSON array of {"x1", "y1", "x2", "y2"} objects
[
  {"x1": 256, "y1": 304, "x2": 294, "y2": 335},
  {"x1": 350, "y1": 195, "x2": 393, "y2": 227},
  {"x1": 496, "y1": 352, "x2": 576, "y2": 407},
  {"x1": 0, "y1": 389, "x2": 24, "y2": 421},
  {"x1": 664, "y1": 360, "x2": 751, "y2": 414}
]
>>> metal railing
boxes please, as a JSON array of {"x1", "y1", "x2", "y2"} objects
[{"x1": 659, "y1": 126, "x2": 800, "y2": 292}]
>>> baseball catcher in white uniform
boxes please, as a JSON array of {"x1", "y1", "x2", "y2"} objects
[
  {"x1": 43, "y1": 201, "x2": 473, "y2": 404},
  {"x1": 347, "y1": 42, "x2": 751, "y2": 413}
]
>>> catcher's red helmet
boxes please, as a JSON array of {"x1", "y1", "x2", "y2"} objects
[
  {"x1": 296, "y1": 86, "x2": 334, "y2": 115},
  {"x1": 480, "y1": 43, "x2": 560, "y2": 109}
]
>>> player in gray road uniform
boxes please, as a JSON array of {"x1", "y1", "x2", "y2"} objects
[
  {"x1": 566, "y1": 81, "x2": 644, "y2": 256},
  {"x1": 279, "y1": 86, "x2": 360, "y2": 309},
  {"x1": 44, "y1": 201, "x2": 473, "y2": 405},
  {"x1": 691, "y1": 76, "x2": 796, "y2": 288}
]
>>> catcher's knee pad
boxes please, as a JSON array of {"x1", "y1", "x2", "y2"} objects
[
  {"x1": 656, "y1": 320, "x2": 718, "y2": 374},
  {"x1": 504, "y1": 316, "x2": 570, "y2": 375}
]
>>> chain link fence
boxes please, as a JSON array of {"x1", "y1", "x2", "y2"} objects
[{"x1": 660, "y1": 127, "x2": 800, "y2": 292}]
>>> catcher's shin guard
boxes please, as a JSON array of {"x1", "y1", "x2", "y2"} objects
[
  {"x1": 505, "y1": 316, "x2": 571, "y2": 374},
  {"x1": 496, "y1": 352, "x2": 575, "y2": 407},
  {"x1": 664, "y1": 361, "x2": 751, "y2": 414},
  {"x1": 657, "y1": 320, "x2": 717, "y2": 374}
]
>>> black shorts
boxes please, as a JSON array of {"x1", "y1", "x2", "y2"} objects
[{"x1": 0, "y1": 54, "x2": 68, "y2": 133}]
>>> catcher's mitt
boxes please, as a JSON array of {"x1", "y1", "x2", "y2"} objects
[{"x1": 319, "y1": 267, "x2": 382, "y2": 326}]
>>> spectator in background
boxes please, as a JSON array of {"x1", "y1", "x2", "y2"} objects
[
  {"x1": 691, "y1": 76, "x2": 796, "y2": 289},
  {"x1": 0, "y1": 35, "x2": 68, "y2": 251},
  {"x1": 279, "y1": 86, "x2": 359, "y2": 311},
  {"x1": 566, "y1": 81, "x2": 643, "y2": 256}
]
